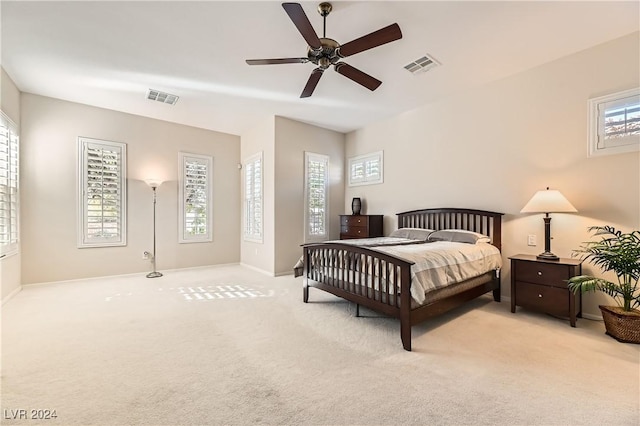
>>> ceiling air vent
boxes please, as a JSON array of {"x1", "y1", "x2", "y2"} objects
[
  {"x1": 404, "y1": 54, "x2": 440, "y2": 74},
  {"x1": 147, "y1": 89, "x2": 179, "y2": 105}
]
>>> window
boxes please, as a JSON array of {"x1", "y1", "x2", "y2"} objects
[
  {"x1": 348, "y1": 151, "x2": 383, "y2": 186},
  {"x1": 588, "y1": 88, "x2": 640, "y2": 157},
  {"x1": 0, "y1": 112, "x2": 19, "y2": 256},
  {"x1": 77, "y1": 137, "x2": 127, "y2": 248},
  {"x1": 244, "y1": 152, "x2": 263, "y2": 242},
  {"x1": 179, "y1": 152, "x2": 212, "y2": 243},
  {"x1": 304, "y1": 152, "x2": 329, "y2": 242}
]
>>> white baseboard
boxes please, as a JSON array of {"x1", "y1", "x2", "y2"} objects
[
  {"x1": 239, "y1": 263, "x2": 274, "y2": 277},
  {"x1": 21, "y1": 262, "x2": 242, "y2": 288},
  {"x1": 581, "y1": 312, "x2": 604, "y2": 321},
  {"x1": 2, "y1": 285, "x2": 22, "y2": 306}
]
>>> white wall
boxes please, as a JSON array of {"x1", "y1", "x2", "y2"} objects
[
  {"x1": 20, "y1": 94, "x2": 241, "y2": 284},
  {"x1": 1, "y1": 68, "x2": 21, "y2": 301},
  {"x1": 240, "y1": 116, "x2": 276, "y2": 274},
  {"x1": 345, "y1": 32, "x2": 640, "y2": 318},
  {"x1": 274, "y1": 116, "x2": 345, "y2": 275},
  {"x1": 240, "y1": 116, "x2": 346, "y2": 276}
]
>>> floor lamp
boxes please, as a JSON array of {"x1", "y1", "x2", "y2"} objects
[
  {"x1": 521, "y1": 187, "x2": 577, "y2": 261},
  {"x1": 144, "y1": 179, "x2": 163, "y2": 278}
]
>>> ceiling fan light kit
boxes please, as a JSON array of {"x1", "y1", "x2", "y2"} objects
[{"x1": 246, "y1": 2, "x2": 403, "y2": 98}]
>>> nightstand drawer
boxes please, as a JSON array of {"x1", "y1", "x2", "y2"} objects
[
  {"x1": 515, "y1": 281, "x2": 569, "y2": 316},
  {"x1": 510, "y1": 254, "x2": 582, "y2": 327},
  {"x1": 516, "y1": 261, "x2": 569, "y2": 288}
]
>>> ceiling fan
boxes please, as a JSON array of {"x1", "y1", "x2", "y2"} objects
[{"x1": 246, "y1": 2, "x2": 403, "y2": 98}]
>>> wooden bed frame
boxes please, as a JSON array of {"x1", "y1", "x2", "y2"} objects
[{"x1": 302, "y1": 208, "x2": 504, "y2": 351}]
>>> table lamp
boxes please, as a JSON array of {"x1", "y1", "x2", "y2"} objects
[{"x1": 521, "y1": 187, "x2": 577, "y2": 261}]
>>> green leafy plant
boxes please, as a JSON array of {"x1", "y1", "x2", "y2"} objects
[{"x1": 568, "y1": 226, "x2": 640, "y2": 312}]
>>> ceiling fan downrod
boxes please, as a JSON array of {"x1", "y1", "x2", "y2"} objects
[{"x1": 318, "y1": 2, "x2": 332, "y2": 38}]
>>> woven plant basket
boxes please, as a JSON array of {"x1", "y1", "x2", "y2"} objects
[{"x1": 599, "y1": 305, "x2": 640, "y2": 344}]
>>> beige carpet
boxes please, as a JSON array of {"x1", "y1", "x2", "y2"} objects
[{"x1": 1, "y1": 265, "x2": 638, "y2": 425}]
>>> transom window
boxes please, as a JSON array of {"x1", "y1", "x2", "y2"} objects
[
  {"x1": 588, "y1": 88, "x2": 640, "y2": 157},
  {"x1": 348, "y1": 151, "x2": 383, "y2": 186}
]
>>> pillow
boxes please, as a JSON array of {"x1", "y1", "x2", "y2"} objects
[
  {"x1": 428, "y1": 229, "x2": 491, "y2": 244},
  {"x1": 389, "y1": 227, "x2": 434, "y2": 241}
]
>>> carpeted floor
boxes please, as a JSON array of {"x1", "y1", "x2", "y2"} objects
[{"x1": 1, "y1": 265, "x2": 638, "y2": 425}]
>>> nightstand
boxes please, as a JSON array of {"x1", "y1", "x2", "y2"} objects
[
  {"x1": 510, "y1": 254, "x2": 583, "y2": 327},
  {"x1": 339, "y1": 215, "x2": 383, "y2": 239}
]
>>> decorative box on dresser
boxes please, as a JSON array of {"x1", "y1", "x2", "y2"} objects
[
  {"x1": 339, "y1": 215, "x2": 383, "y2": 239},
  {"x1": 510, "y1": 254, "x2": 583, "y2": 327}
]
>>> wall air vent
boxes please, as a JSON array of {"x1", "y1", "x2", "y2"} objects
[
  {"x1": 404, "y1": 54, "x2": 440, "y2": 74},
  {"x1": 147, "y1": 89, "x2": 179, "y2": 105}
]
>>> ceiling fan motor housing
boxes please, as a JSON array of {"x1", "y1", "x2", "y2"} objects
[{"x1": 308, "y1": 38, "x2": 340, "y2": 69}]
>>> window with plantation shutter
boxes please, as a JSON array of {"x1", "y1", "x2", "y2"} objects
[
  {"x1": 243, "y1": 152, "x2": 263, "y2": 243},
  {"x1": 348, "y1": 151, "x2": 383, "y2": 186},
  {"x1": 78, "y1": 137, "x2": 127, "y2": 248},
  {"x1": 588, "y1": 88, "x2": 640, "y2": 157},
  {"x1": 0, "y1": 112, "x2": 19, "y2": 257},
  {"x1": 179, "y1": 152, "x2": 212, "y2": 243},
  {"x1": 304, "y1": 152, "x2": 329, "y2": 242}
]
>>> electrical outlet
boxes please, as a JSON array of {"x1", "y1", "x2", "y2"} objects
[
  {"x1": 142, "y1": 251, "x2": 150, "y2": 260},
  {"x1": 527, "y1": 235, "x2": 537, "y2": 246}
]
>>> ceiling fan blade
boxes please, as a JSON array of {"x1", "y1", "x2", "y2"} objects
[
  {"x1": 282, "y1": 3, "x2": 322, "y2": 50},
  {"x1": 246, "y1": 58, "x2": 308, "y2": 65},
  {"x1": 334, "y1": 63, "x2": 382, "y2": 91},
  {"x1": 337, "y1": 23, "x2": 402, "y2": 58},
  {"x1": 300, "y1": 68, "x2": 324, "y2": 98}
]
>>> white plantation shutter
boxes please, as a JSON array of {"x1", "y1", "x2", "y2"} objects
[
  {"x1": 179, "y1": 152, "x2": 212, "y2": 243},
  {"x1": 244, "y1": 152, "x2": 263, "y2": 242},
  {"x1": 0, "y1": 112, "x2": 19, "y2": 256},
  {"x1": 78, "y1": 137, "x2": 127, "y2": 247},
  {"x1": 304, "y1": 152, "x2": 329, "y2": 242},
  {"x1": 348, "y1": 151, "x2": 383, "y2": 186},
  {"x1": 589, "y1": 88, "x2": 640, "y2": 156}
]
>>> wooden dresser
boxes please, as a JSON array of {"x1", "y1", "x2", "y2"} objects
[
  {"x1": 510, "y1": 254, "x2": 583, "y2": 327},
  {"x1": 339, "y1": 215, "x2": 383, "y2": 239}
]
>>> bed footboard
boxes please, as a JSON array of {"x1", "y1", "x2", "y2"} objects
[
  {"x1": 303, "y1": 243, "x2": 415, "y2": 349},
  {"x1": 303, "y1": 208, "x2": 503, "y2": 351}
]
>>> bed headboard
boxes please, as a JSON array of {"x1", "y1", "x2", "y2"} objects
[{"x1": 396, "y1": 208, "x2": 504, "y2": 251}]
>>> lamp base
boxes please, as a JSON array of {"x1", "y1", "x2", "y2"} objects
[
  {"x1": 536, "y1": 251, "x2": 559, "y2": 261},
  {"x1": 146, "y1": 271, "x2": 163, "y2": 278}
]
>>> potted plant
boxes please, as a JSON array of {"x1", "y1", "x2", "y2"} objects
[{"x1": 568, "y1": 225, "x2": 640, "y2": 343}]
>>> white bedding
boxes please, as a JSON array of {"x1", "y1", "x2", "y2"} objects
[
  {"x1": 300, "y1": 237, "x2": 502, "y2": 305},
  {"x1": 370, "y1": 241, "x2": 502, "y2": 304}
]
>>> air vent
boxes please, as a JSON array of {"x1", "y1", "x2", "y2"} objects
[
  {"x1": 147, "y1": 89, "x2": 179, "y2": 105},
  {"x1": 404, "y1": 54, "x2": 440, "y2": 74}
]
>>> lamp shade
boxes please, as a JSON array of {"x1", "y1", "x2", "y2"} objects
[
  {"x1": 521, "y1": 188, "x2": 577, "y2": 214},
  {"x1": 144, "y1": 179, "x2": 163, "y2": 189}
]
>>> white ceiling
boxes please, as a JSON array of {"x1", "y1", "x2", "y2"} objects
[{"x1": 2, "y1": 1, "x2": 639, "y2": 136}]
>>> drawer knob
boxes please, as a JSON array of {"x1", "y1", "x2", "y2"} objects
[
  {"x1": 537, "y1": 271, "x2": 543, "y2": 276},
  {"x1": 538, "y1": 294, "x2": 543, "y2": 298}
]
